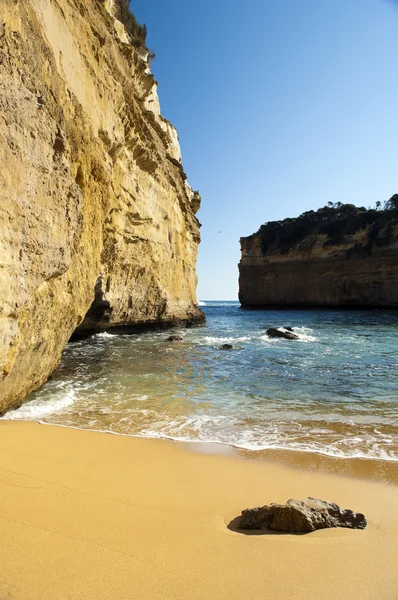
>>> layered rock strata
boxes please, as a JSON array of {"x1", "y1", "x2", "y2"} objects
[
  {"x1": 0, "y1": 0, "x2": 203, "y2": 412},
  {"x1": 239, "y1": 209, "x2": 398, "y2": 308}
]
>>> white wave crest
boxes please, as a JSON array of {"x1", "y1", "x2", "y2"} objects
[
  {"x1": 291, "y1": 326, "x2": 316, "y2": 339},
  {"x1": 2, "y1": 391, "x2": 75, "y2": 420},
  {"x1": 198, "y1": 301, "x2": 207, "y2": 306},
  {"x1": 261, "y1": 327, "x2": 317, "y2": 343},
  {"x1": 293, "y1": 327, "x2": 317, "y2": 342},
  {"x1": 202, "y1": 335, "x2": 251, "y2": 344},
  {"x1": 94, "y1": 332, "x2": 115, "y2": 338},
  {"x1": 134, "y1": 418, "x2": 398, "y2": 461}
]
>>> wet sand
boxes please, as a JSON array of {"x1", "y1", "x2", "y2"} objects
[{"x1": 0, "y1": 421, "x2": 397, "y2": 600}]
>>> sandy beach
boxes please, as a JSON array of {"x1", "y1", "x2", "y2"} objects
[{"x1": 0, "y1": 421, "x2": 397, "y2": 600}]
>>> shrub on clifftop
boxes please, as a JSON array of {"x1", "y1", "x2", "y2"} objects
[
  {"x1": 253, "y1": 195, "x2": 398, "y2": 255},
  {"x1": 114, "y1": 0, "x2": 147, "y2": 48},
  {"x1": 97, "y1": 0, "x2": 148, "y2": 49}
]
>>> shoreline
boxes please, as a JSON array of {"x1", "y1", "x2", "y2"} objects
[
  {"x1": 0, "y1": 421, "x2": 398, "y2": 599},
  {"x1": 3, "y1": 417, "x2": 398, "y2": 484}
]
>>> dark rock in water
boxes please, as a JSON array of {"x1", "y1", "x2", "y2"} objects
[
  {"x1": 220, "y1": 343, "x2": 234, "y2": 350},
  {"x1": 165, "y1": 335, "x2": 183, "y2": 342},
  {"x1": 266, "y1": 328, "x2": 298, "y2": 340},
  {"x1": 285, "y1": 326, "x2": 294, "y2": 332},
  {"x1": 238, "y1": 497, "x2": 367, "y2": 533}
]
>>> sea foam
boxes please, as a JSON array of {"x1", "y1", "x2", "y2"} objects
[
  {"x1": 4, "y1": 305, "x2": 396, "y2": 462},
  {"x1": 2, "y1": 390, "x2": 75, "y2": 420}
]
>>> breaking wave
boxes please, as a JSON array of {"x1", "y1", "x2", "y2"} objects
[
  {"x1": 3, "y1": 303, "x2": 397, "y2": 462},
  {"x1": 3, "y1": 390, "x2": 75, "y2": 420}
]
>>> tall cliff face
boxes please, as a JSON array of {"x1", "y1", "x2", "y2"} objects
[
  {"x1": 0, "y1": 0, "x2": 203, "y2": 412},
  {"x1": 239, "y1": 205, "x2": 398, "y2": 308}
]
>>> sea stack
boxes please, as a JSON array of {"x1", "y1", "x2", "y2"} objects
[
  {"x1": 239, "y1": 202, "x2": 398, "y2": 308},
  {"x1": 0, "y1": 0, "x2": 203, "y2": 413}
]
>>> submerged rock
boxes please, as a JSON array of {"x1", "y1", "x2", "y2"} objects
[
  {"x1": 266, "y1": 328, "x2": 298, "y2": 340},
  {"x1": 220, "y1": 344, "x2": 234, "y2": 350},
  {"x1": 165, "y1": 335, "x2": 183, "y2": 342},
  {"x1": 238, "y1": 497, "x2": 367, "y2": 533}
]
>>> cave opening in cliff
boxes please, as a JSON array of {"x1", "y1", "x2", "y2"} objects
[{"x1": 72, "y1": 277, "x2": 113, "y2": 339}]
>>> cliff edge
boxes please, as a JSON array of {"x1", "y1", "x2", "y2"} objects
[
  {"x1": 0, "y1": 0, "x2": 203, "y2": 412},
  {"x1": 239, "y1": 201, "x2": 398, "y2": 308}
]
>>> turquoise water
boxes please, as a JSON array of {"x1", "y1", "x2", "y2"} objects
[{"x1": 4, "y1": 302, "x2": 398, "y2": 460}]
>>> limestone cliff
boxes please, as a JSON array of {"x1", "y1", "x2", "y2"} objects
[
  {"x1": 239, "y1": 203, "x2": 398, "y2": 308},
  {"x1": 0, "y1": 0, "x2": 203, "y2": 412}
]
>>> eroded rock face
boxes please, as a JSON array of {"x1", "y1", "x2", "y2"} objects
[
  {"x1": 0, "y1": 0, "x2": 203, "y2": 412},
  {"x1": 239, "y1": 224, "x2": 398, "y2": 308},
  {"x1": 238, "y1": 497, "x2": 367, "y2": 533}
]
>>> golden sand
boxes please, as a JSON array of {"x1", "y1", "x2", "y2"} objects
[{"x1": 0, "y1": 421, "x2": 397, "y2": 600}]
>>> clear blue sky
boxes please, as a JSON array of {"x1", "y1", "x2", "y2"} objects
[{"x1": 132, "y1": 0, "x2": 398, "y2": 300}]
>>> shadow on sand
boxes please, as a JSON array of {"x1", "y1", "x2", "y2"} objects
[{"x1": 227, "y1": 516, "x2": 308, "y2": 536}]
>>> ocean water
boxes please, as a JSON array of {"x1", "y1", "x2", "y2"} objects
[{"x1": 4, "y1": 302, "x2": 398, "y2": 461}]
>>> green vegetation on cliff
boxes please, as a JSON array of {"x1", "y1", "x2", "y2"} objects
[
  {"x1": 252, "y1": 195, "x2": 398, "y2": 255},
  {"x1": 114, "y1": 0, "x2": 147, "y2": 47},
  {"x1": 97, "y1": 0, "x2": 149, "y2": 51}
]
